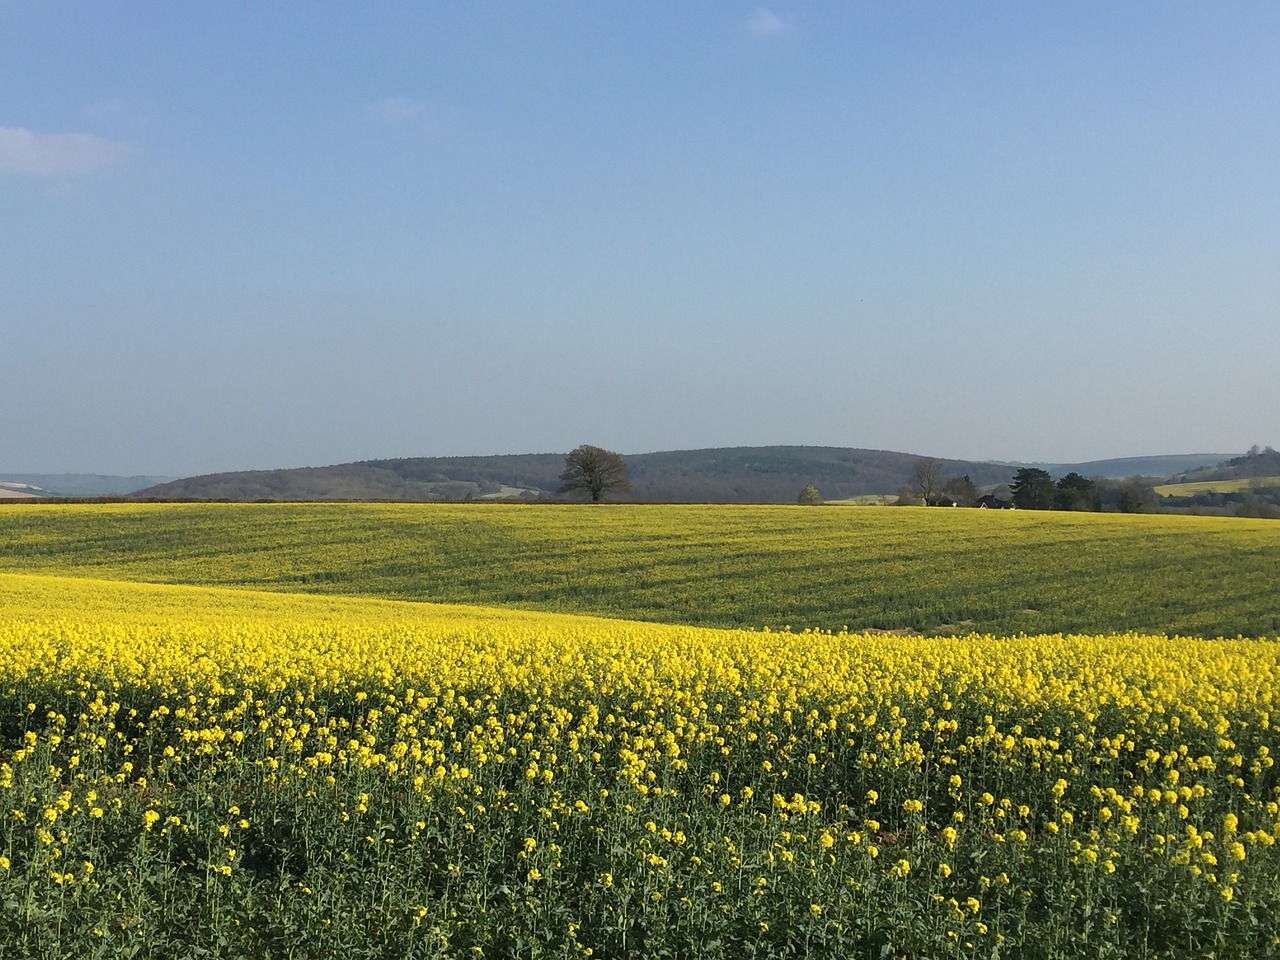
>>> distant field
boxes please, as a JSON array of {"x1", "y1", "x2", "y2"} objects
[
  {"x1": 823, "y1": 494, "x2": 898, "y2": 505},
  {"x1": 1154, "y1": 476, "x2": 1280, "y2": 497},
  {"x1": 1, "y1": 502, "x2": 1277, "y2": 636}
]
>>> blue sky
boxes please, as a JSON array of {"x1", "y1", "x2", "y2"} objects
[{"x1": 3, "y1": 2, "x2": 1278, "y2": 476}]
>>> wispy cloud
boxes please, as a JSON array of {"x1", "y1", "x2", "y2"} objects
[
  {"x1": 368, "y1": 97, "x2": 422, "y2": 126},
  {"x1": 0, "y1": 126, "x2": 133, "y2": 177},
  {"x1": 745, "y1": 6, "x2": 788, "y2": 37}
]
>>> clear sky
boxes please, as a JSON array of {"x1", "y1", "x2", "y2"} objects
[{"x1": 3, "y1": 2, "x2": 1278, "y2": 476}]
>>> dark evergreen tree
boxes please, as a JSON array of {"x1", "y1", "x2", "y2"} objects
[
  {"x1": 1054, "y1": 472, "x2": 1100, "y2": 511},
  {"x1": 1010, "y1": 467, "x2": 1054, "y2": 510}
]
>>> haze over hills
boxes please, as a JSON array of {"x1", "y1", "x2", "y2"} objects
[
  {"x1": 120, "y1": 447, "x2": 1235, "y2": 504},
  {"x1": 1019, "y1": 454, "x2": 1239, "y2": 480},
  {"x1": 0, "y1": 474, "x2": 177, "y2": 498}
]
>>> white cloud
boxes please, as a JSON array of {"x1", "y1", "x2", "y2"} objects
[
  {"x1": 369, "y1": 97, "x2": 422, "y2": 126},
  {"x1": 745, "y1": 6, "x2": 788, "y2": 37},
  {"x1": 0, "y1": 126, "x2": 133, "y2": 177}
]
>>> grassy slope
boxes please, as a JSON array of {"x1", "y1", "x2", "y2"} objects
[
  {"x1": 1, "y1": 502, "x2": 1277, "y2": 637},
  {"x1": 1155, "y1": 476, "x2": 1280, "y2": 496}
]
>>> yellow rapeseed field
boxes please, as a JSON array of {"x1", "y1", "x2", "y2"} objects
[{"x1": 1, "y1": 571, "x2": 1277, "y2": 957}]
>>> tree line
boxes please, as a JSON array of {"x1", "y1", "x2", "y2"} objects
[
  {"x1": 897, "y1": 459, "x2": 1159, "y2": 513},
  {"x1": 560, "y1": 446, "x2": 1270, "y2": 517}
]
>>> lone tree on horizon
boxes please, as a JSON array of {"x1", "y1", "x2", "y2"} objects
[
  {"x1": 557, "y1": 444, "x2": 632, "y2": 502},
  {"x1": 797, "y1": 483, "x2": 823, "y2": 505}
]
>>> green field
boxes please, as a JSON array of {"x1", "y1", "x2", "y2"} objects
[
  {"x1": 822, "y1": 494, "x2": 898, "y2": 505},
  {"x1": 1, "y1": 502, "x2": 1277, "y2": 636},
  {"x1": 1154, "y1": 476, "x2": 1280, "y2": 497}
]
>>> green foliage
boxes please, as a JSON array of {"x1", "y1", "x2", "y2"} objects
[
  {"x1": 1054, "y1": 472, "x2": 1100, "y2": 511},
  {"x1": 1011, "y1": 468, "x2": 1054, "y2": 510},
  {"x1": 796, "y1": 484, "x2": 822, "y2": 505},
  {"x1": 1115, "y1": 478, "x2": 1158, "y2": 514},
  {"x1": 1, "y1": 503, "x2": 1278, "y2": 637}
]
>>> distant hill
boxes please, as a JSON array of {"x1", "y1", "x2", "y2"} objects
[
  {"x1": 0, "y1": 473, "x2": 175, "y2": 497},
  {"x1": 1152, "y1": 448, "x2": 1280, "y2": 518},
  {"x1": 1016, "y1": 454, "x2": 1231, "y2": 480},
  {"x1": 623, "y1": 447, "x2": 1015, "y2": 502},
  {"x1": 129, "y1": 446, "x2": 1237, "y2": 504},
  {"x1": 1170, "y1": 447, "x2": 1280, "y2": 484}
]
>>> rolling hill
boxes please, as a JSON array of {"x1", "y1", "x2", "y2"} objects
[{"x1": 126, "y1": 447, "x2": 1234, "y2": 504}]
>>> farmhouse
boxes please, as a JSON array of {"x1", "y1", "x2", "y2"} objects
[{"x1": 976, "y1": 494, "x2": 1012, "y2": 509}]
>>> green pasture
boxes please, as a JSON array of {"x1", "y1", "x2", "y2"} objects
[
  {"x1": 0, "y1": 502, "x2": 1277, "y2": 636},
  {"x1": 1154, "y1": 476, "x2": 1280, "y2": 497}
]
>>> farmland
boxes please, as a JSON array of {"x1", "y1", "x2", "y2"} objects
[
  {"x1": 1, "y1": 504, "x2": 1279, "y2": 957},
  {"x1": 0, "y1": 502, "x2": 1278, "y2": 636},
  {"x1": 1154, "y1": 476, "x2": 1280, "y2": 498}
]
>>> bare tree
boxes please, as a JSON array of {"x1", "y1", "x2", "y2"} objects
[
  {"x1": 557, "y1": 445, "x2": 632, "y2": 502},
  {"x1": 942, "y1": 473, "x2": 979, "y2": 507},
  {"x1": 911, "y1": 458, "x2": 943, "y2": 504}
]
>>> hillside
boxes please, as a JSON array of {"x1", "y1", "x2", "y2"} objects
[
  {"x1": 1034, "y1": 453, "x2": 1229, "y2": 479},
  {"x1": 128, "y1": 446, "x2": 1226, "y2": 503},
  {"x1": 1153, "y1": 447, "x2": 1280, "y2": 517},
  {"x1": 1171, "y1": 447, "x2": 1280, "y2": 484},
  {"x1": 132, "y1": 446, "x2": 1015, "y2": 502}
]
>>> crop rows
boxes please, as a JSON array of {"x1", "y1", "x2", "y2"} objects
[{"x1": 1, "y1": 502, "x2": 1278, "y2": 636}]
